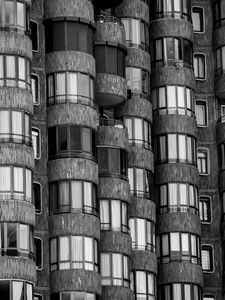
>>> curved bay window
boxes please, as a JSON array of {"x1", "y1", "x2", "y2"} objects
[
  {"x1": 154, "y1": 134, "x2": 196, "y2": 165},
  {"x1": 213, "y1": 0, "x2": 225, "y2": 29},
  {"x1": 0, "y1": 280, "x2": 33, "y2": 300},
  {"x1": 0, "y1": 0, "x2": 30, "y2": 33},
  {"x1": 128, "y1": 167, "x2": 153, "y2": 199},
  {"x1": 126, "y1": 67, "x2": 150, "y2": 100},
  {"x1": 130, "y1": 271, "x2": 156, "y2": 300},
  {"x1": 98, "y1": 147, "x2": 127, "y2": 178},
  {"x1": 49, "y1": 180, "x2": 97, "y2": 215},
  {"x1": 152, "y1": 85, "x2": 194, "y2": 116},
  {"x1": 100, "y1": 200, "x2": 128, "y2": 233},
  {"x1": 101, "y1": 252, "x2": 130, "y2": 287},
  {"x1": 50, "y1": 236, "x2": 98, "y2": 272},
  {"x1": 0, "y1": 54, "x2": 31, "y2": 89},
  {"x1": 215, "y1": 46, "x2": 225, "y2": 77},
  {"x1": 121, "y1": 18, "x2": 149, "y2": 52},
  {"x1": 48, "y1": 125, "x2": 96, "y2": 160},
  {"x1": 151, "y1": 0, "x2": 191, "y2": 21},
  {"x1": 156, "y1": 183, "x2": 199, "y2": 214},
  {"x1": 129, "y1": 218, "x2": 155, "y2": 252},
  {"x1": 156, "y1": 232, "x2": 201, "y2": 264},
  {"x1": 0, "y1": 110, "x2": 31, "y2": 145},
  {"x1": 47, "y1": 72, "x2": 94, "y2": 106},
  {"x1": 50, "y1": 292, "x2": 98, "y2": 300},
  {"x1": 158, "y1": 283, "x2": 202, "y2": 300},
  {"x1": 124, "y1": 117, "x2": 151, "y2": 150},
  {"x1": 45, "y1": 18, "x2": 94, "y2": 54},
  {"x1": 0, "y1": 165, "x2": 32, "y2": 202},
  {"x1": 151, "y1": 37, "x2": 193, "y2": 68},
  {"x1": 0, "y1": 222, "x2": 34, "y2": 258},
  {"x1": 95, "y1": 45, "x2": 126, "y2": 77}
]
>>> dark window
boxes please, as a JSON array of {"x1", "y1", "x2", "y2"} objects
[
  {"x1": 31, "y1": 74, "x2": 39, "y2": 104},
  {"x1": 34, "y1": 238, "x2": 42, "y2": 270},
  {"x1": 98, "y1": 147, "x2": 127, "y2": 177},
  {"x1": 45, "y1": 19, "x2": 94, "y2": 54},
  {"x1": 201, "y1": 245, "x2": 214, "y2": 272},
  {"x1": 199, "y1": 197, "x2": 211, "y2": 223},
  {"x1": 0, "y1": 281, "x2": 33, "y2": 300},
  {"x1": 49, "y1": 180, "x2": 97, "y2": 215},
  {"x1": 126, "y1": 67, "x2": 150, "y2": 99},
  {"x1": 192, "y1": 7, "x2": 204, "y2": 32},
  {"x1": 48, "y1": 126, "x2": 96, "y2": 160},
  {"x1": 33, "y1": 182, "x2": 41, "y2": 214},
  {"x1": 30, "y1": 20, "x2": 39, "y2": 51}
]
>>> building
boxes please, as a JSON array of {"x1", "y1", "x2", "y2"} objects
[{"x1": 0, "y1": 0, "x2": 224, "y2": 299}]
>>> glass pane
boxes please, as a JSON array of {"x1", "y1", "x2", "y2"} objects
[
  {"x1": 17, "y1": 2, "x2": 25, "y2": 27},
  {"x1": 71, "y1": 181, "x2": 82, "y2": 210},
  {"x1": 5, "y1": 1, "x2": 14, "y2": 25},
  {"x1": 14, "y1": 167, "x2": 23, "y2": 192},
  {"x1": 19, "y1": 224, "x2": 29, "y2": 251}
]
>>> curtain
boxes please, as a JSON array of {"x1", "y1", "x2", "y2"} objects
[
  {"x1": 187, "y1": 136, "x2": 192, "y2": 162},
  {"x1": 168, "y1": 134, "x2": 177, "y2": 160},
  {"x1": 101, "y1": 253, "x2": 110, "y2": 283},
  {"x1": 129, "y1": 219, "x2": 135, "y2": 244},
  {"x1": 195, "y1": 102, "x2": 205, "y2": 125},
  {"x1": 177, "y1": 86, "x2": 185, "y2": 108},
  {"x1": 137, "y1": 218, "x2": 146, "y2": 249},
  {"x1": 71, "y1": 236, "x2": 83, "y2": 268},
  {"x1": 112, "y1": 253, "x2": 122, "y2": 285},
  {"x1": 58, "y1": 181, "x2": 69, "y2": 211},
  {"x1": 56, "y1": 73, "x2": 66, "y2": 102},
  {"x1": 125, "y1": 118, "x2": 132, "y2": 140},
  {"x1": 181, "y1": 233, "x2": 189, "y2": 255},
  {"x1": 50, "y1": 238, "x2": 57, "y2": 265},
  {"x1": 111, "y1": 200, "x2": 121, "y2": 230},
  {"x1": 59, "y1": 236, "x2": 70, "y2": 269},
  {"x1": 184, "y1": 284, "x2": 191, "y2": 300},
  {"x1": 136, "y1": 271, "x2": 146, "y2": 294},
  {"x1": 162, "y1": 234, "x2": 169, "y2": 256},
  {"x1": 160, "y1": 184, "x2": 167, "y2": 206},
  {"x1": 85, "y1": 237, "x2": 93, "y2": 270},
  {"x1": 173, "y1": 0, "x2": 180, "y2": 11},
  {"x1": 189, "y1": 185, "x2": 195, "y2": 206},
  {"x1": 191, "y1": 235, "x2": 197, "y2": 256},
  {"x1": 83, "y1": 181, "x2": 92, "y2": 208},
  {"x1": 0, "y1": 55, "x2": 3, "y2": 85},
  {"x1": 163, "y1": 0, "x2": 172, "y2": 12},
  {"x1": 18, "y1": 57, "x2": 26, "y2": 84},
  {"x1": 78, "y1": 73, "x2": 89, "y2": 98},
  {"x1": 169, "y1": 183, "x2": 177, "y2": 206},
  {"x1": 131, "y1": 68, "x2": 141, "y2": 92},
  {"x1": 128, "y1": 168, "x2": 134, "y2": 191},
  {"x1": 25, "y1": 169, "x2": 32, "y2": 201},
  {"x1": 179, "y1": 184, "x2": 187, "y2": 206},
  {"x1": 122, "y1": 203, "x2": 127, "y2": 229},
  {"x1": 12, "y1": 281, "x2": 23, "y2": 300},
  {"x1": 121, "y1": 19, "x2": 130, "y2": 42},
  {"x1": 148, "y1": 273, "x2": 155, "y2": 295},
  {"x1": 14, "y1": 167, "x2": 23, "y2": 193},
  {"x1": 0, "y1": 166, "x2": 10, "y2": 192},
  {"x1": 159, "y1": 136, "x2": 166, "y2": 161},
  {"x1": 12, "y1": 111, "x2": 22, "y2": 138},
  {"x1": 164, "y1": 285, "x2": 171, "y2": 300},
  {"x1": 100, "y1": 200, "x2": 109, "y2": 229},
  {"x1": 170, "y1": 233, "x2": 180, "y2": 253},
  {"x1": 26, "y1": 283, "x2": 33, "y2": 300},
  {"x1": 5, "y1": 1, "x2": 14, "y2": 25},
  {"x1": 173, "y1": 284, "x2": 182, "y2": 300},
  {"x1": 178, "y1": 135, "x2": 186, "y2": 160},
  {"x1": 167, "y1": 86, "x2": 176, "y2": 108},
  {"x1": 19, "y1": 224, "x2": 28, "y2": 251},
  {"x1": 134, "y1": 118, "x2": 143, "y2": 143},
  {"x1": 186, "y1": 88, "x2": 191, "y2": 109},
  {"x1": 131, "y1": 19, "x2": 140, "y2": 45},
  {"x1": 67, "y1": 72, "x2": 77, "y2": 102},
  {"x1": 136, "y1": 168, "x2": 144, "y2": 194},
  {"x1": 6, "y1": 55, "x2": 15, "y2": 79}
]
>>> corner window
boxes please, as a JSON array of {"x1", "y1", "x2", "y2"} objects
[
  {"x1": 33, "y1": 182, "x2": 41, "y2": 214},
  {"x1": 49, "y1": 180, "x2": 97, "y2": 215},
  {"x1": 30, "y1": 20, "x2": 39, "y2": 52},
  {"x1": 126, "y1": 67, "x2": 150, "y2": 99},
  {"x1": 50, "y1": 236, "x2": 98, "y2": 272},
  {"x1": 201, "y1": 245, "x2": 214, "y2": 272},
  {"x1": 195, "y1": 100, "x2": 207, "y2": 126},
  {"x1": 101, "y1": 252, "x2": 129, "y2": 287},
  {"x1": 197, "y1": 148, "x2": 209, "y2": 175},
  {"x1": 192, "y1": 7, "x2": 204, "y2": 33},
  {"x1": 158, "y1": 283, "x2": 202, "y2": 300},
  {"x1": 156, "y1": 183, "x2": 199, "y2": 215},
  {"x1": 0, "y1": 281, "x2": 33, "y2": 300},
  {"x1": 152, "y1": 85, "x2": 194, "y2": 116},
  {"x1": 32, "y1": 128, "x2": 41, "y2": 159},
  {"x1": 128, "y1": 167, "x2": 153, "y2": 199},
  {"x1": 199, "y1": 196, "x2": 211, "y2": 223},
  {"x1": 100, "y1": 200, "x2": 128, "y2": 233},
  {"x1": 130, "y1": 271, "x2": 156, "y2": 299},
  {"x1": 31, "y1": 74, "x2": 39, "y2": 105},
  {"x1": 194, "y1": 53, "x2": 206, "y2": 80},
  {"x1": 129, "y1": 218, "x2": 155, "y2": 252},
  {"x1": 34, "y1": 237, "x2": 43, "y2": 270}
]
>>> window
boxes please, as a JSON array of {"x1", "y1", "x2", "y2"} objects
[
  {"x1": 128, "y1": 167, "x2": 153, "y2": 199},
  {"x1": 50, "y1": 236, "x2": 98, "y2": 272},
  {"x1": 152, "y1": 85, "x2": 194, "y2": 116},
  {"x1": 201, "y1": 245, "x2": 214, "y2": 272},
  {"x1": 129, "y1": 218, "x2": 155, "y2": 252},
  {"x1": 0, "y1": 110, "x2": 31, "y2": 145},
  {"x1": 50, "y1": 292, "x2": 97, "y2": 300},
  {"x1": 156, "y1": 183, "x2": 199, "y2": 214},
  {"x1": 199, "y1": 197, "x2": 211, "y2": 223},
  {"x1": 48, "y1": 125, "x2": 96, "y2": 160},
  {"x1": 34, "y1": 237, "x2": 43, "y2": 270},
  {"x1": 33, "y1": 182, "x2": 41, "y2": 214},
  {"x1": 47, "y1": 72, "x2": 94, "y2": 106},
  {"x1": 215, "y1": 45, "x2": 225, "y2": 77},
  {"x1": 151, "y1": 0, "x2": 191, "y2": 21},
  {"x1": 222, "y1": 191, "x2": 225, "y2": 220},
  {"x1": 0, "y1": 0, "x2": 30, "y2": 32},
  {"x1": 124, "y1": 117, "x2": 151, "y2": 149},
  {"x1": 101, "y1": 252, "x2": 129, "y2": 287},
  {"x1": 45, "y1": 19, "x2": 94, "y2": 54},
  {"x1": 154, "y1": 134, "x2": 196, "y2": 165},
  {"x1": 158, "y1": 283, "x2": 202, "y2": 300},
  {"x1": 31, "y1": 74, "x2": 39, "y2": 105},
  {"x1": 126, "y1": 67, "x2": 150, "y2": 99},
  {"x1": 95, "y1": 45, "x2": 126, "y2": 77},
  {"x1": 121, "y1": 18, "x2": 149, "y2": 51},
  {"x1": 49, "y1": 180, "x2": 97, "y2": 215},
  {"x1": 34, "y1": 295, "x2": 43, "y2": 300},
  {"x1": 194, "y1": 54, "x2": 206, "y2": 80},
  {"x1": 213, "y1": 0, "x2": 225, "y2": 28},
  {"x1": 0, "y1": 54, "x2": 31, "y2": 89},
  {"x1": 130, "y1": 271, "x2": 156, "y2": 299},
  {"x1": 0, "y1": 222, "x2": 34, "y2": 257},
  {"x1": 203, "y1": 295, "x2": 215, "y2": 300},
  {"x1": 0, "y1": 165, "x2": 32, "y2": 202},
  {"x1": 100, "y1": 200, "x2": 128, "y2": 233},
  {"x1": 30, "y1": 20, "x2": 39, "y2": 52},
  {"x1": 220, "y1": 142, "x2": 225, "y2": 169},
  {"x1": 192, "y1": 7, "x2": 204, "y2": 33},
  {"x1": 195, "y1": 100, "x2": 207, "y2": 126},
  {"x1": 0, "y1": 280, "x2": 33, "y2": 300},
  {"x1": 197, "y1": 148, "x2": 209, "y2": 174},
  {"x1": 98, "y1": 147, "x2": 127, "y2": 177},
  {"x1": 156, "y1": 232, "x2": 201, "y2": 264},
  {"x1": 32, "y1": 128, "x2": 41, "y2": 159},
  {"x1": 151, "y1": 37, "x2": 193, "y2": 68}
]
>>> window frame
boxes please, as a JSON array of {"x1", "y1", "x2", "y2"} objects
[
  {"x1": 193, "y1": 53, "x2": 206, "y2": 80},
  {"x1": 197, "y1": 147, "x2": 210, "y2": 175},
  {"x1": 192, "y1": 6, "x2": 205, "y2": 34},
  {"x1": 131, "y1": 270, "x2": 156, "y2": 299},
  {"x1": 34, "y1": 237, "x2": 43, "y2": 271},
  {"x1": 34, "y1": 294, "x2": 43, "y2": 300},
  {"x1": 195, "y1": 99, "x2": 208, "y2": 127},
  {"x1": 0, "y1": 280, "x2": 34, "y2": 300},
  {"x1": 199, "y1": 196, "x2": 212, "y2": 224},
  {"x1": 33, "y1": 181, "x2": 42, "y2": 215},
  {"x1": 201, "y1": 244, "x2": 214, "y2": 273},
  {"x1": 30, "y1": 20, "x2": 39, "y2": 52},
  {"x1": 128, "y1": 167, "x2": 153, "y2": 199},
  {"x1": 31, "y1": 73, "x2": 40, "y2": 105},
  {"x1": 32, "y1": 127, "x2": 41, "y2": 160}
]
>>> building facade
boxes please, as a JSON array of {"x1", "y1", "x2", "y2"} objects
[{"x1": 0, "y1": 0, "x2": 224, "y2": 299}]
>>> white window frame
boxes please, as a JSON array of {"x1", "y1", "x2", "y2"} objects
[
  {"x1": 201, "y1": 244, "x2": 214, "y2": 273},
  {"x1": 34, "y1": 294, "x2": 43, "y2": 300},
  {"x1": 192, "y1": 6, "x2": 205, "y2": 34},
  {"x1": 32, "y1": 127, "x2": 41, "y2": 160},
  {"x1": 33, "y1": 181, "x2": 42, "y2": 215},
  {"x1": 195, "y1": 99, "x2": 208, "y2": 127},
  {"x1": 199, "y1": 195, "x2": 212, "y2": 224},
  {"x1": 30, "y1": 20, "x2": 39, "y2": 53},
  {"x1": 34, "y1": 237, "x2": 43, "y2": 271},
  {"x1": 197, "y1": 147, "x2": 210, "y2": 175},
  {"x1": 193, "y1": 52, "x2": 207, "y2": 81},
  {"x1": 31, "y1": 73, "x2": 40, "y2": 106}
]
